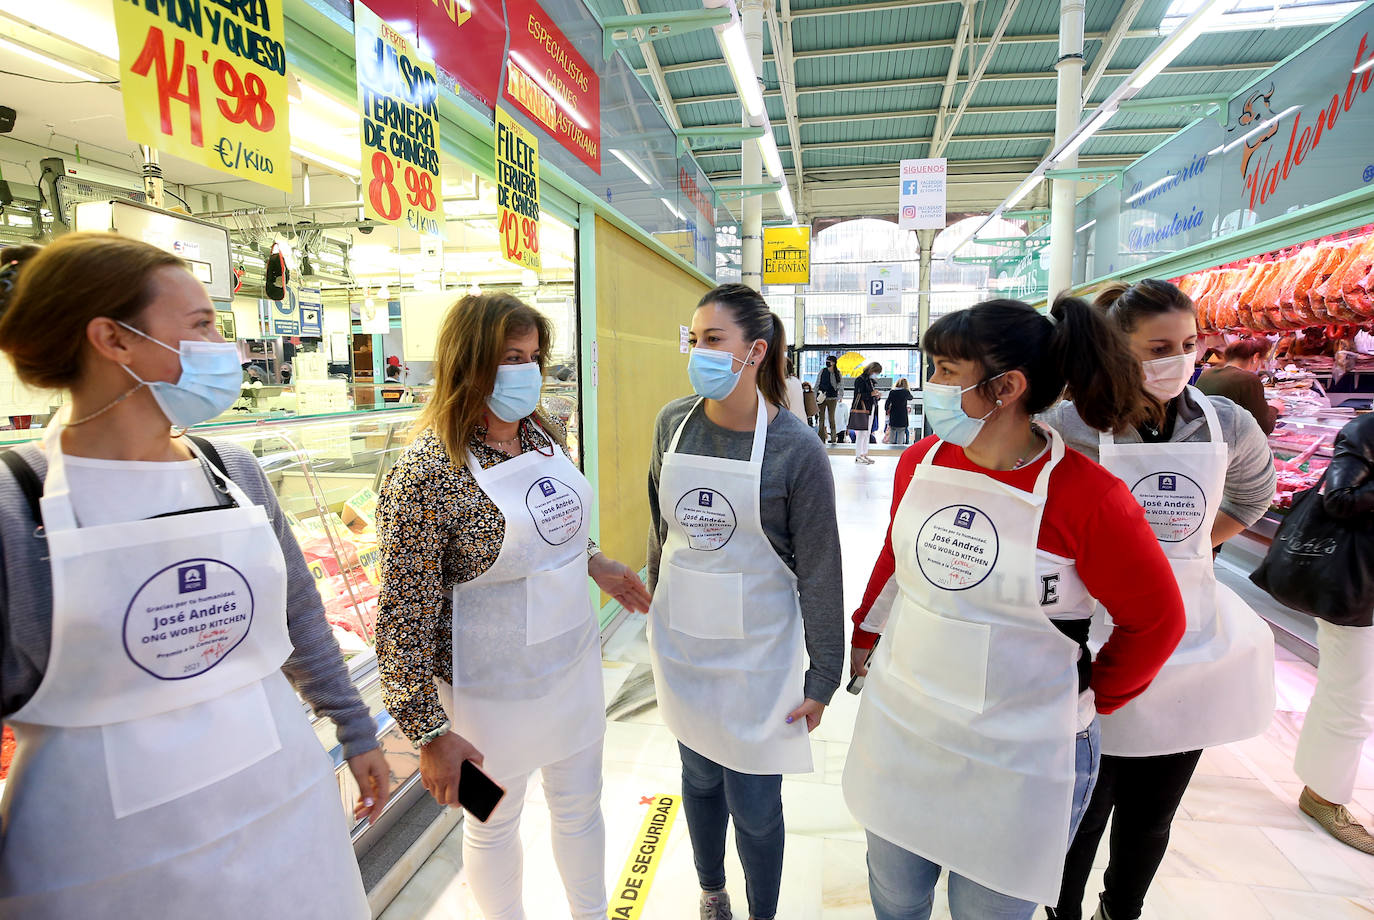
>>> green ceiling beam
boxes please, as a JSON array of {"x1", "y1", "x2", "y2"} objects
[
  {"x1": 677, "y1": 126, "x2": 767, "y2": 157},
  {"x1": 1117, "y1": 93, "x2": 1230, "y2": 126},
  {"x1": 602, "y1": 10, "x2": 731, "y2": 61},
  {"x1": 715, "y1": 183, "x2": 784, "y2": 202}
]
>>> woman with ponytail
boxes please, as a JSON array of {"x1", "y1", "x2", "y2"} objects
[
  {"x1": 1045, "y1": 279, "x2": 1277, "y2": 920},
  {"x1": 647, "y1": 283, "x2": 843, "y2": 920},
  {"x1": 843, "y1": 295, "x2": 1185, "y2": 920}
]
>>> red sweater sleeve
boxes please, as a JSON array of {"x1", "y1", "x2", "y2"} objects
[
  {"x1": 1074, "y1": 480, "x2": 1187, "y2": 713},
  {"x1": 851, "y1": 440, "x2": 932, "y2": 649}
]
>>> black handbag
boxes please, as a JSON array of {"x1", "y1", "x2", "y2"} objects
[{"x1": 1249, "y1": 473, "x2": 1374, "y2": 626}]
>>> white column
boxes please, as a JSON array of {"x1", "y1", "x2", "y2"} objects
[
  {"x1": 1047, "y1": 0, "x2": 1085, "y2": 301},
  {"x1": 741, "y1": 0, "x2": 766, "y2": 291}
]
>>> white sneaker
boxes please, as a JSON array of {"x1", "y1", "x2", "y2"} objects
[{"x1": 700, "y1": 889, "x2": 733, "y2": 920}]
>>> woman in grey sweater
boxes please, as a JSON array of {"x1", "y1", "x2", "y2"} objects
[
  {"x1": 647, "y1": 284, "x2": 843, "y2": 920},
  {"x1": 0, "y1": 234, "x2": 385, "y2": 918}
]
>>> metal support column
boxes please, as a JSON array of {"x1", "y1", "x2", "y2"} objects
[
  {"x1": 740, "y1": 0, "x2": 765, "y2": 291},
  {"x1": 916, "y1": 228, "x2": 935, "y2": 348},
  {"x1": 1047, "y1": 0, "x2": 1085, "y2": 301}
]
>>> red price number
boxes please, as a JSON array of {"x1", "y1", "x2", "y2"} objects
[
  {"x1": 500, "y1": 209, "x2": 540, "y2": 263},
  {"x1": 368, "y1": 152, "x2": 437, "y2": 222},
  {"x1": 130, "y1": 26, "x2": 276, "y2": 148}
]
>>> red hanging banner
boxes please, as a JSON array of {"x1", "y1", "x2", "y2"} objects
[
  {"x1": 502, "y1": 0, "x2": 601, "y2": 174},
  {"x1": 358, "y1": 0, "x2": 506, "y2": 110}
]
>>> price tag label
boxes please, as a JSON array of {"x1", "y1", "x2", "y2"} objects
[
  {"x1": 114, "y1": 0, "x2": 290, "y2": 192},
  {"x1": 495, "y1": 107, "x2": 541, "y2": 270},
  {"x1": 355, "y1": 4, "x2": 445, "y2": 238}
]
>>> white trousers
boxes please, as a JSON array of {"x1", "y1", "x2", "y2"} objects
[
  {"x1": 855, "y1": 428, "x2": 871, "y2": 458},
  {"x1": 1295, "y1": 619, "x2": 1374, "y2": 804},
  {"x1": 462, "y1": 739, "x2": 608, "y2": 920}
]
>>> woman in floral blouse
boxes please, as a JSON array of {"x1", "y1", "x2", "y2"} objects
[{"x1": 375, "y1": 292, "x2": 649, "y2": 920}]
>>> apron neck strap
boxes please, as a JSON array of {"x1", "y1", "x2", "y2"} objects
[
  {"x1": 1187, "y1": 386, "x2": 1224, "y2": 442},
  {"x1": 919, "y1": 439, "x2": 946, "y2": 467},
  {"x1": 667, "y1": 396, "x2": 769, "y2": 465},
  {"x1": 666, "y1": 399, "x2": 703, "y2": 455},
  {"x1": 1032, "y1": 425, "x2": 1066, "y2": 498}
]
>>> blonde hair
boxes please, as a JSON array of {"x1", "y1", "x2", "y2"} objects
[
  {"x1": 417, "y1": 293, "x2": 563, "y2": 467},
  {"x1": 895, "y1": 377, "x2": 909, "y2": 388}
]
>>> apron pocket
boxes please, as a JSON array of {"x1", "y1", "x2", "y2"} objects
[
  {"x1": 526, "y1": 555, "x2": 592, "y2": 645},
  {"x1": 667, "y1": 563, "x2": 745, "y2": 639},
  {"x1": 102, "y1": 679, "x2": 282, "y2": 819},
  {"x1": 888, "y1": 601, "x2": 991, "y2": 713}
]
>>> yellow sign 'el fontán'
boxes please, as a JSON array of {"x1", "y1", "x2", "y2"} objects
[
  {"x1": 495, "y1": 108, "x2": 541, "y2": 270},
  {"x1": 763, "y1": 227, "x2": 811, "y2": 285},
  {"x1": 114, "y1": 0, "x2": 291, "y2": 192},
  {"x1": 355, "y1": 3, "x2": 445, "y2": 238}
]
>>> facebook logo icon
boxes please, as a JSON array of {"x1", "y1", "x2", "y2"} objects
[
  {"x1": 954, "y1": 509, "x2": 976, "y2": 529},
  {"x1": 1158, "y1": 475, "x2": 1177, "y2": 492},
  {"x1": 539, "y1": 479, "x2": 556, "y2": 497},
  {"x1": 178, "y1": 564, "x2": 207, "y2": 594},
  {"x1": 699, "y1": 491, "x2": 714, "y2": 508},
  {"x1": 902, "y1": 180, "x2": 919, "y2": 195}
]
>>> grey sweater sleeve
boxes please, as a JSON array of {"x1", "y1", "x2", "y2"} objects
[{"x1": 646, "y1": 397, "x2": 845, "y2": 704}]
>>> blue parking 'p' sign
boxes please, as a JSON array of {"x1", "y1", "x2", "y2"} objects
[
  {"x1": 870, "y1": 280, "x2": 885, "y2": 296},
  {"x1": 178, "y1": 564, "x2": 207, "y2": 594}
]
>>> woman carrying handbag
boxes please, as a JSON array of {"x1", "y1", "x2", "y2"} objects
[{"x1": 850, "y1": 362, "x2": 880, "y2": 464}]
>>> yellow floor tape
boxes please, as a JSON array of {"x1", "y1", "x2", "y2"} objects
[{"x1": 608, "y1": 794, "x2": 680, "y2": 920}]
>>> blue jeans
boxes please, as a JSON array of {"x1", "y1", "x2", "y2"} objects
[
  {"x1": 678, "y1": 743, "x2": 784, "y2": 920},
  {"x1": 866, "y1": 721, "x2": 1101, "y2": 920}
]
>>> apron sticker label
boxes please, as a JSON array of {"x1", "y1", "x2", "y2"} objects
[
  {"x1": 526, "y1": 476, "x2": 584, "y2": 546},
  {"x1": 123, "y1": 557, "x2": 255, "y2": 680},
  {"x1": 609, "y1": 794, "x2": 680, "y2": 920},
  {"x1": 1131, "y1": 471, "x2": 1207, "y2": 543},
  {"x1": 674, "y1": 489, "x2": 737, "y2": 551},
  {"x1": 916, "y1": 504, "x2": 999, "y2": 591}
]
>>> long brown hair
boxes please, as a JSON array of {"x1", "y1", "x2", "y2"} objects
[
  {"x1": 923, "y1": 295, "x2": 1152, "y2": 433},
  {"x1": 696, "y1": 283, "x2": 788, "y2": 407},
  {"x1": 1094, "y1": 278, "x2": 1198, "y2": 426},
  {"x1": 418, "y1": 292, "x2": 563, "y2": 466},
  {"x1": 0, "y1": 233, "x2": 185, "y2": 389}
]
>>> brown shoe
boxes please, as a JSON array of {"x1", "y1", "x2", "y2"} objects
[{"x1": 1299, "y1": 787, "x2": 1374, "y2": 855}]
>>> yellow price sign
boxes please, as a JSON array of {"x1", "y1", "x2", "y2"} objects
[
  {"x1": 495, "y1": 108, "x2": 541, "y2": 270},
  {"x1": 114, "y1": 0, "x2": 291, "y2": 192}
]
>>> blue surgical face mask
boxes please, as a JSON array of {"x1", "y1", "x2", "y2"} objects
[
  {"x1": 687, "y1": 346, "x2": 753, "y2": 400},
  {"x1": 118, "y1": 322, "x2": 242, "y2": 428},
  {"x1": 487, "y1": 362, "x2": 543, "y2": 423},
  {"x1": 922, "y1": 374, "x2": 1004, "y2": 447}
]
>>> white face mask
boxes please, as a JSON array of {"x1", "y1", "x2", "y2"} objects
[{"x1": 1142, "y1": 352, "x2": 1194, "y2": 401}]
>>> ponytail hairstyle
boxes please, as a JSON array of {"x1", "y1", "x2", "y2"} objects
[
  {"x1": 696, "y1": 283, "x2": 788, "y2": 408},
  {"x1": 923, "y1": 295, "x2": 1152, "y2": 433},
  {"x1": 1093, "y1": 278, "x2": 1198, "y2": 426}
]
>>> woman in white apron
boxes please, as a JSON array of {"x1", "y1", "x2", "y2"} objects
[
  {"x1": 647, "y1": 284, "x2": 844, "y2": 920},
  {"x1": 845, "y1": 296, "x2": 1186, "y2": 920},
  {"x1": 0, "y1": 234, "x2": 388, "y2": 918},
  {"x1": 1042, "y1": 279, "x2": 1277, "y2": 920},
  {"x1": 374, "y1": 293, "x2": 649, "y2": 920}
]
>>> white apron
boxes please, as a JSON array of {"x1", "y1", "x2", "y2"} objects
[
  {"x1": 843, "y1": 429, "x2": 1082, "y2": 905},
  {"x1": 437, "y1": 427, "x2": 605, "y2": 779},
  {"x1": 1093, "y1": 387, "x2": 1275, "y2": 756},
  {"x1": 0, "y1": 417, "x2": 367, "y2": 918},
  {"x1": 648, "y1": 397, "x2": 812, "y2": 775}
]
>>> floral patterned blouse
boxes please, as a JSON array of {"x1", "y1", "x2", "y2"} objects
[{"x1": 375, "y1": 416, "x2": 592, "y2": 747}]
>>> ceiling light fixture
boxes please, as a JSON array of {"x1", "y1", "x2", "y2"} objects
[
  {"x1": 1005, "y1": 175, "x2": 1044, "y2": 210},
  {"x1": 758, "y1": 130, "x2": 784, "y2": 178},
  {"x1": 717, "y1": 20, "x2": 766, "y2": 120},
  {"x1": 291, "y1": 147, "x2": 361, "y2": 179},
  {"x1": 1052, "y1": 108, "x2": 1116, "y2": 165},
  {"x1": 0, "y1": 37, "x2": 105, "y2": 81},
  {"x1": 610, "y1": 148, "x2": 655, "y2": 186}
]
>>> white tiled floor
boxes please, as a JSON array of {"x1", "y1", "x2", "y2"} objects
[{"x1": 381, "y1": 453, "x2": 1374, "y2": 920}]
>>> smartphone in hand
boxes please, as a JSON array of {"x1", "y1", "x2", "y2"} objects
[
  {"x1": 846, "y1": 636, "x2": 881, "y2": 695},
  {"x1": 458, "y1": 759, "x2": 506, "y2": 823}
]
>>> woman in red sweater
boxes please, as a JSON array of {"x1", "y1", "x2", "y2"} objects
[{"x1": 842, "y1": 296, "x2": 1186, "y2": 920}]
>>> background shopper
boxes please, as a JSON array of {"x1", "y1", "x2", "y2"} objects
[
  {"x1": 375, "y1": 293, "x2": 649, "y2": 920},
  {"x1": 648, "y1": 283, "x2": 843, "y2": 920},
  {"x1": 846, "y1": 296, "x2": 1184, "y2": 920},
  {"x1": 1293, "y1": 412, "x2": 1374, "y2": 854},
  {"x1": 885, "y1": 378, "x2": 914, "y2": 445},
  {"x1": 816, "y1": 355, "x2": 843, "y2": 443},
  {"x1": 784, "y1": 358, "x2": 807, "y2": 427},
  {"x1": 1196, "y1": 337, "x2": 1280, "y2": 434},
  {"x1": 1043, "y1": 279, "x2": 1278, "y2": 920},
  {"x1": 850, "y1": 362, "x2": 880, "y2": 464},
  {"x1": 0, "y1": 235, "x2": 388, "y2": 918}
]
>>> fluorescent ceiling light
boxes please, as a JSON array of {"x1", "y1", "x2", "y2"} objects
[
  {"x1": 1125, "y1": 175, "x2": 1174, "y2": 204},
  {"x1": 1160, "y1": 0, "x2": 1361, "y2": 35},
  {"x1": 1053, "y1": 108, "x2": 1116, "y2": 164},
  {"x1": 1207, "y1": 105, "x2": 1301, "y2": 156},
  {"x1": 292, "y1": 147, "x2": 361, "y2": 179},
  {"x1": 1005, "y1": 175, "x2": 1044, "y2": 210},
  {"x1": 1076, "y1": 219, "x2": 1097, "y2": 233},
  {"x1": 718, "y1": 21, "x2": 766, "y2": 120},
  {"x1": 1356, "y1": 56, "x2": 1374, "y2": 75},
  {"x1": 660, "y1": 197, "x2": 687, "y2": 221},
  {"x1": 610, "y1": 148, "x2": 654, "y2": 186},
  {"x1": 778, "y1": 183, "x2": 796, "y2": 223},
  {"x1": 509, "y1": 50, "x2": 591, "y2": 130},
  {"x1": 1129, "y1": 0, "x2": 1229, "y2": 90},
  {"x1": 0, "y1": 37, "x2": 104, "y2": 81},
  {"x1": 292, "y1": 83, "x2": 358, "y2": 124},
  {"x1": 758, "y1": 132, "x2": 784, "y2": 178}
]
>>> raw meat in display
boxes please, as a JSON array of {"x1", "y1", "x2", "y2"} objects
[
  {"x1": 1309, "y1": 241, "x2": 1353, "y2": 323},
  {"x1": 1210, "y1": 268, "x2": 1245, "y2": 329},
  {"x1": 1219, "y1": 264, "x2": 1262, "y2": 330},
  {"x1": 1333, "y1": 235, "x2": 1374, "y2": 318},
  {"x1": 1190, "y1": 270, "x2": 1224, "y2": 331},
  {"x1": 1278, "y1": 246, "x2": 1327, "y2": 327}
]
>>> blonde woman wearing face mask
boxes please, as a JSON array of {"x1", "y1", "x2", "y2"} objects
[{"x1": 1041, "y1": 279, "x2": 1277, "y2": 920}]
